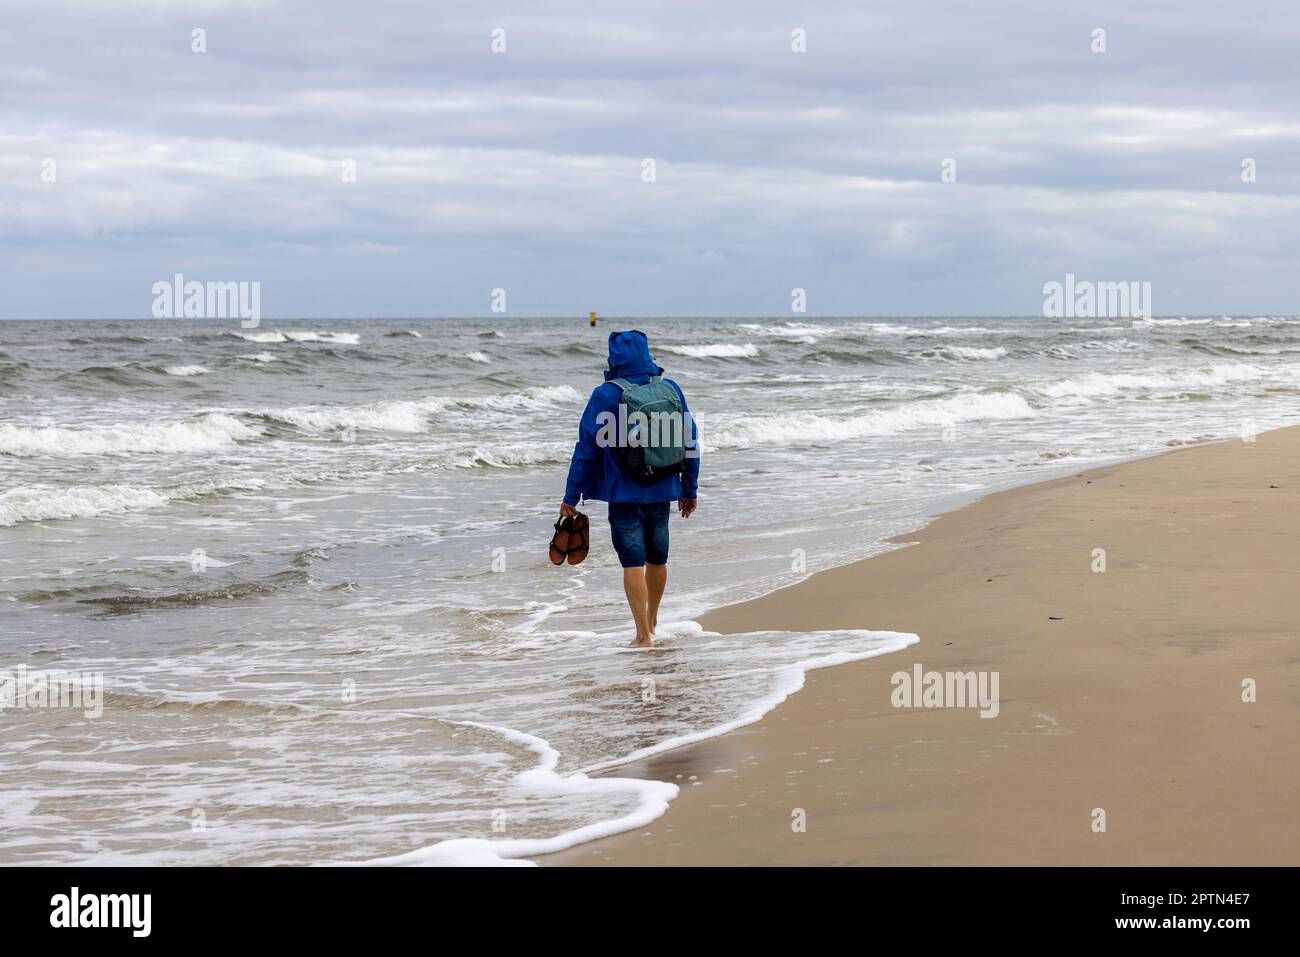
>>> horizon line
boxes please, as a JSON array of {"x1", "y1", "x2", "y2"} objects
[{"x1": 1, "y1": 312, "x2": 1290, "y2": 322}]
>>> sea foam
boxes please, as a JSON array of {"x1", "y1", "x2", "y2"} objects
[
  {"x1": 230, "y1": 330, "x2": 361, "y2": 345},
  {"x1": 664, "y1": 343, "x2": 760, "y2": 358},
  {"x1": 359, "y1": 623, "x2": 918, "y2": 866},
  {"x1": 0, "y1": 484, "x2": 171, "y2": 526},
  {"x1": 0, "y1": 413, "x2": 260, "y2": 458},
  {"x1": 265, "y1": 386, "x2": 583, "y2": 434},
  {"x1": 711, "y1": 391, "x2": 1035, "y2": 448},
  {"x1": 1032, "y1": 364, "x2": 1269, "y2": 401}
]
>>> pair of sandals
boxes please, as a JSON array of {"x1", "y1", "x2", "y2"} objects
[{"x1": 549, "y1": 512, "x2": 590, "y2": 565}]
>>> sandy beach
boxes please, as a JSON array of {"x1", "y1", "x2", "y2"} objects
[{"x1": 546, "y1": 426, "x2": 1300, "y2": 866}]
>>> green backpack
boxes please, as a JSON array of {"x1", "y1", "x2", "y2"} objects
[{"x1": 610, "y1": 376, "x2": 687, "y2": 484}]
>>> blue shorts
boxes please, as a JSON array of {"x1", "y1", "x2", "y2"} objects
[{"x1": 608, "y1": 502, "x2": 671, "y2": 568}]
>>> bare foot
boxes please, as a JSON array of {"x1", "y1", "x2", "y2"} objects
[{"x1": 628, "y1": 636, "x2": 654, "y2": 648}]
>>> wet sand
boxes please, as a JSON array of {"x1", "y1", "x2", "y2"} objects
[{"x1": 545, "y1": 427, "x2": 1299, "y2": 865}]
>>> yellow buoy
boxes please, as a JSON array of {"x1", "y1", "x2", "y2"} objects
[{"x1": 589, "y1": 311, "x2": 598, "y2": 327}]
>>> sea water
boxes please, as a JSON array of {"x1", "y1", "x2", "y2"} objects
[{"x1": 2, "y1": 315, "x2": 1297, "y2": 864}]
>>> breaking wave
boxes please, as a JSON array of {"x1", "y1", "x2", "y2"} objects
[
  {"x1": 663, "y1": 343, "x2": 760, "y2": 359},
  {"x1": 1029, "y1": 364, "x2": 1270, "y2": 402},
  {"x1": 711, "y1": 391, "x2": 1036, "y2": 448},
  {"x1": 261, "y1": 386, "x2": 584, "y2": 434},
  {"x1": 229, "y1": 330, "x2": 361, "y2": 345},
  {"x1": 0, "y1": 413, "x2": 261, "y2": 458}
]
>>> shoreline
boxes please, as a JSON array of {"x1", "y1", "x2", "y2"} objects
[{"x1": 542, "y1": 425, "x2": 1300, "y2": 865}]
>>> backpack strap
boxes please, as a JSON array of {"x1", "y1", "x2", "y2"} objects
[{"x1": 611, "y1": 376, "x2": 663, "y2": 391}]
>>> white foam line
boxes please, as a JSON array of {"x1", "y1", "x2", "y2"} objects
[
  {"x1": 580, "y1": 625, "x2": 919, "y2": 774},
  {"x1": 349, "y1": 720, "x2": 678, "y2": 868},
  {"x1": 353, "y1": 624, "x2": 918, "y2": 867}
]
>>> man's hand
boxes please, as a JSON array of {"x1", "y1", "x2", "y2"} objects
[
  {"x1": 678, "y1": 498, "x2": 697, "y2": 519},
  {"x1": 559, "y1": 503, "x2": 579, "y2": 518}
]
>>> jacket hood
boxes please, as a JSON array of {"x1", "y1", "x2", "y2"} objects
[{"x1": 603, "y1": 330, "x2": 663, "y2": 381}]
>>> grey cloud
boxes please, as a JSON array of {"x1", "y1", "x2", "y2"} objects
[{"x1": 2, "y1": 0, "x2": 1299, "y2": 317}]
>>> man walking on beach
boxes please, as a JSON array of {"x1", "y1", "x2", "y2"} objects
[{"x1": 561, "y1": 330, "x2": 700, "y2": 648}]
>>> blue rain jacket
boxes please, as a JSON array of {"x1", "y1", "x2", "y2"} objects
[{"x1": 563, "y1": 330, "x2": 700, "y2": 505}]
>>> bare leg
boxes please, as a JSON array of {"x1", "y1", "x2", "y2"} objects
[
  {"x1": 622, "y1": 567, "x2": 653, "y2": 647},
  {"x1": 645, "y1": 562, "x2": 667, "y2": 637}
]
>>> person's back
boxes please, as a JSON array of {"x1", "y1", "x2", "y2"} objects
[{"x1": 560, "y1": 330, "x2": 700, "y2": 647}]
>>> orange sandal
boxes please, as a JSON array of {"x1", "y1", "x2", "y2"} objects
[
  {"x1": 548, "y1": 516, "x2": 574, "y2": 565},
  {"x1": 566, "y1": 512, "x2": 590, "y2": 565}
]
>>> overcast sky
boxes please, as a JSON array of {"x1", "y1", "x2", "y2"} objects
[{"x1": 3, "y1": 0, "x2": 1299, "y2": 319}]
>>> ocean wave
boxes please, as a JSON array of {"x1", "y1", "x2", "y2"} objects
[
  {"x1": 384, "y1": 330, "x2": 423, "y2": 338},
  {"x1": 1075, "y1": 338, "x2": 1148, "y2": 353},
  {"x1": 237, "y1": 352, "x2": 278, "y2": 363},
  {"x1": 922, "y1": 346, "x2": 1009, "y2": 361},
  {"x1": 289, "y1": 330, "x2": 360, "y2": 344},
  {"x1": 464, "y1": 351, "x2": 491, "y2": 364},
  {"x1": 60, "y1": 365, "x2": 160, "y2": 388},
  {"x1": 0, "y1": 484, "x2": 171, "y2": 526},
  {"x1": 57, "y1": 362, "x2": 219, "y2": 386},
  {"x1": 0, "y1": 436, "x2": 565, "y2": 526},
  {"x1": 516, "y1": 343, "x2": 602, "y2": 361},
  {"x1": 446, "y1": 443, "x2": 570, "y2": 469},
  {"x1": 136, "y1": 552, "x2": 236, "y2": 567},
  {"x1": 1164, "y1": 434, "x2": 1218, "y2": 447},
  {"x1": 1131, "y1": 317, "x2": 1215, "y2": 327},
  {"x1": 560, "y1": 342, "x2": 602, "y2": 355},
  {"x1": 663, "y1": 343, "x2": 760, "y2": 359},
  {"x1": 229, "y1": 330, "x2": 361, "y2": 345},
  {"x1": 1184, "y1": 338, "x2": 1300, "y2": 357},
  {"x1": 929, "y1": 325, "x2": 998, "y2": 335},
  {"x1": 710, "y1": 391, "x2": 1036, "y2": 448},
  {"x1": 0, "y1": 413, "x2": 261, "y2": 458},
  {"x1": 734, "y1": 321, "x2": 830, "y2": 344},
  {"x1": 1030, "y1": 364, "x2": 1270, "y2": 402},
  {"x1": 0, "y1": 473, "x2": 279, "y2": 526},
  {"x1": 453, "y1": 385, "x2": 584, "y2": 411},
  {"x1": 1038, "y1": 346, "x2": 1077, "y2": 360},
  {"x1": 861, "y1": 323, "x2": 997, "y2": 336},
  {"x1": 64, "y1": 334, "x2": 181, "y2": 345},
  {"x1": 82, "y1": 568, "x2": 309, "y2": 615},
  {"x1": 93, "y1": 689, "x2": 306, "y2": 716},
  {"x1": 268, "y1": 399, "x2": 436, "y2": 433},
  {"x1": 262, "y1": 385, "x2": 583, "y2": 434},
  {"x1": 803, "y1": 348, "x2": 894, "y2": 366}
]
